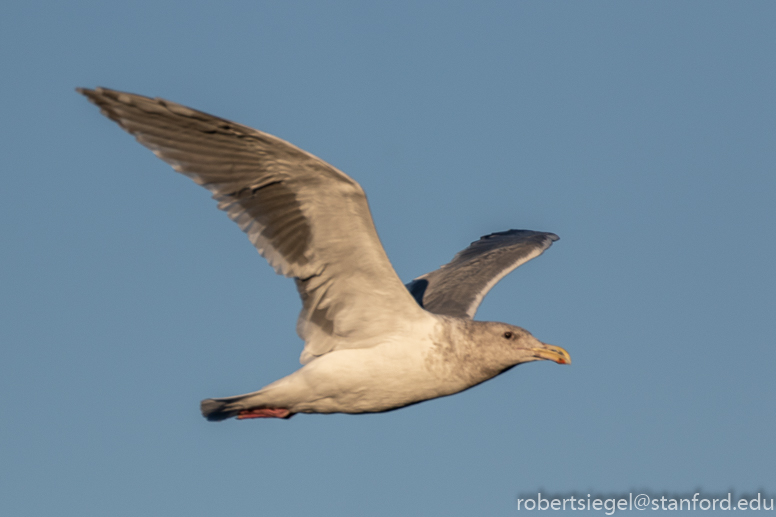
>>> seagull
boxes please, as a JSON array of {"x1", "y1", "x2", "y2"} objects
[{"x1": 78, "y1": 87, "x2": 570, "y2": 421}]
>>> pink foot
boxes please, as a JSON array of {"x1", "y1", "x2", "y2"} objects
[{"x1": 237, "y1": 408, "x2": 292, "y2": 419}]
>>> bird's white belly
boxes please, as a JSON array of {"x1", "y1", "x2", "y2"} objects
[{"x1": 266, "y1": 332, "x2": 458, "y2": 414}]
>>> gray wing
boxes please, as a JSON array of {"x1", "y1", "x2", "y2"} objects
[
  {"x1": 79, "y1": 87, "x2": 424, "y2": 364},
  {"x1": 405, "y1": 230, "x2": 558, "y2": 319}
]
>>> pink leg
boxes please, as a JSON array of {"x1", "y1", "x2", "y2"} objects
[{"x1": 237, "y1": 408, "x2": 292, "y2": 419}]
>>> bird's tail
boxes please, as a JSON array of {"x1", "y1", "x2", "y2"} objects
[{"x1": 200, "y1": 394, "x2": 255, "y2": 421}]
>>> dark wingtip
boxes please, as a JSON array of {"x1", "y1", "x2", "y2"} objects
[
  {"x1": 478, "y1": 229, "x2": 559, "y2": 243},
  {"x1": 76, "y1": 86, "x2": 97, "y2": 97}
]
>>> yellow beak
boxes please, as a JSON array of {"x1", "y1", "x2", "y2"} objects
[{"x1": 531, "y1": 344, "x2": 571, "y2": 365}]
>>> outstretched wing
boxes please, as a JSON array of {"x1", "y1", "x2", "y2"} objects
[
  {"x1": 79, "y1": 87, "x2": 424, "y2": 364},
  {"x1": 405, "y1": 230, "x2": 558, "y2": 319}
]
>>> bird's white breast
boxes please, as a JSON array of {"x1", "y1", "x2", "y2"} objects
[{"x1": 282, "y1": 314, "x2": 464, "y2": 413}]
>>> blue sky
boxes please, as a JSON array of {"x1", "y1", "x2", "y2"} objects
[{"x1": 2, "y1": 2, "x2": 774, "y2": 516}]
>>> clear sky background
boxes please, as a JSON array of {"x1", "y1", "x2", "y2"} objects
[{"x1": 2, "y1": 2, "x2": 774, "y2": 516}]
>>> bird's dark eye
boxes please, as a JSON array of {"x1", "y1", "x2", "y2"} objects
[{"x1": 503, "y1": 331, "x2": 513, "y2": 339}]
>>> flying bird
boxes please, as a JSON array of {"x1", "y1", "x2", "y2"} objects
[{"x1": 78, "y1": 87, "x2": 570, "y2": 421}]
